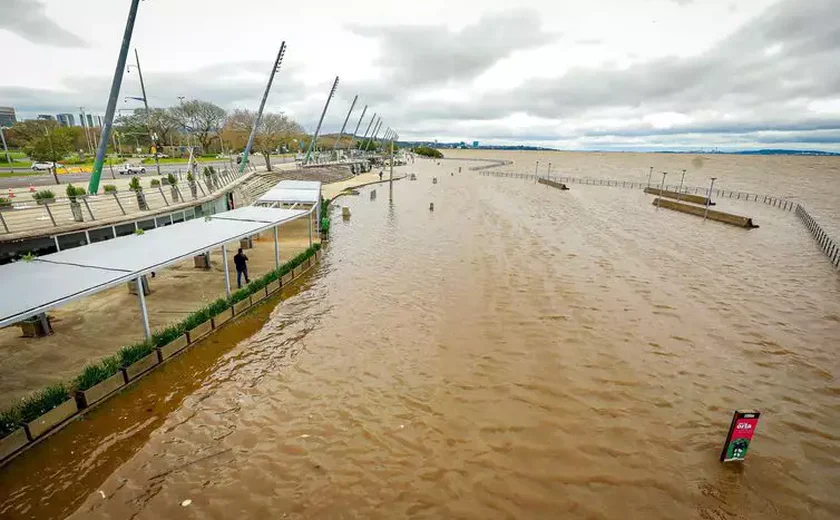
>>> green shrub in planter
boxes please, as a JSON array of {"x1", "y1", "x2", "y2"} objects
[
  {"x1": 74, "y1": 355, "x2": 121, "y2": 391},
  {"x1": 128, "y1": 177, "x2": 142, "y2": 192},
  {"x1": 0, "y1": 197, "x2": 12, "y2": 208},
  {"x1": 32, "y1": 189, "x2": 56, "y2": 202},
  {"x1": 103, "y1": 184, "x2": 117, "y2": 193},
  {"x1": 0, "y1": 406, "x2": 22, "y2": 438},
  {"x1": 150, "y1": 179, "x2": 161, "y2": 187},
  {"x1": 118, "y1": 342, "x2": 155, "y2": 367},
  {"x1": 167, "y1": 173, "x2": 178, "y2": 185},
  {"x1": 17, "y1": 384, "x2": 71, "y2": 424},
  {"x1": 187, "y1": 172, "x2": 195, "y2": 182},
  {"x1": 65, "y1": 184, "x2": 87, "y2": 200}
]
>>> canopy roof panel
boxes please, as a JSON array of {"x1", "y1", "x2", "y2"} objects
[
  {"x1": 0, "y1": 207, "x2": 308, "y2": 327},
  {"x1": 256, "y1": 180, "x2": 321, "y2": 205}
]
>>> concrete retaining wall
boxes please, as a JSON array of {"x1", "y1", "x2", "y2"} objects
[
  {"x1": 653, "y1": 199, "x2": 758, "y2": 228},
  {"x1": 644, "y1": 187, "x2": 712, "y2": 206}
]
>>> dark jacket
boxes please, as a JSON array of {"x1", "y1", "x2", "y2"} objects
[{"x1": 233, "y1": 253, "x2": 248, "y2": 270}]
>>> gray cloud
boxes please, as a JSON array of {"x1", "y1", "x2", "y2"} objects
[
  {"x1": 348, "y1": 9, "x2": 557, "y2": 90},
  {"x1": 0, "y1": 0, "x2": 86, "y2": 47},
  {"x1": 366, "y1": 0, "x2": 840, "y2": 148}
]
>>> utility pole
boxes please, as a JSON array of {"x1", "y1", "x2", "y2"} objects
[
  {"x1": 89, "y1": 0, "x2": 141, "y2": 195},
  {"x1": 132, "y1": 48, "x2": 161, "y2": 176},
  {"x1": 80, "y1": 107, "x2": 93, "y2": 154},
  {"x1": 241, "y1": 42, "x2": 287, "y2": 174},
  {"x1": 389, "y1": 136, "x2": 394, "y2": 201},
  {"x1": 0, "y1": 127, "x2": 11, "y2": 172},
  {"x1": 358, "y1": 113, "x2": 376, "y2": 150},
  {"x1": 332, "y1": 94, "x2": 358, "y2": 151},
  {"x1": 304, "y1": 76, "x2": 340, "y2": 164}
]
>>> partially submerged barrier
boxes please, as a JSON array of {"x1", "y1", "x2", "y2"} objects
[
  {"x1": 795, "y1": 205, "x2": 840, "y2": 269},
  {"x1": 0, "y1": 244, "x2": 323, "y2": 466},
  {"x1": 538, "y1": 178, "x2": 569, "y2": 190},
  {"x1": 644, "y1": 187, "x2": 711, "y2": 206},
  {"x1": 653, "y1": 199, "x2": 758, "y2": 229}
]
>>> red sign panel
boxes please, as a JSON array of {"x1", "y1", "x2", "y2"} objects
[{"x1": 720, "y1": 410, "x2": 761, "y2": 462}]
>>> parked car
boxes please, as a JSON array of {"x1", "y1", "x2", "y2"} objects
[
  {"x1": 31, "y1": 162, "x2": 57, "y2": 171},
  {"x1": 154, "y1": 153, "x2": 169, "y2": 159},
  {"x1": 118, "y1": 163, "x2": 146, "y2": 175}
]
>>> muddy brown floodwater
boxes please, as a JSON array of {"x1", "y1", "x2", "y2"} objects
[{"x1": 1, "y1": 155, "x2": 839, "y2": 519}]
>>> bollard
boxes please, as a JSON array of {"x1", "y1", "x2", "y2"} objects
[
  {"x1": 370, "y1": 189, "x2": 376, "y2": 201},
  {"x1": 429, "y1": 202, "x2": 434, "y2": 211},
  {"x1": 432, "y1": 177, "x2": 438, "y2": 184},
  {"x1": 342, "y1": 206, "x2": 351, "y2": 218}
]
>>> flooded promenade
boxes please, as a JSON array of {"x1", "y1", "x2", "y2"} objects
[{"x1": 1, "y1": 153, "x2": 838, "y2": 519}]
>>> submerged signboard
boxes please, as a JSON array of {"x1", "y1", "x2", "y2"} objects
[{"x1": 720, "y1": 410, "x2": 761, "y2": 462}]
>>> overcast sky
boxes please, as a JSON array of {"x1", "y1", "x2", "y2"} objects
[{"x1": 1, "y1": 0, "x2": 838, "y2": 151}]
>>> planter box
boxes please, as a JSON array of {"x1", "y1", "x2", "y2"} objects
[
  {"x1": 127, "y1": 276, "x2": 151, "y2": 296},
  {"x1": 76, "y1": 372, "x2": 126, "y2": 408},
  {"x1": 157, "y1": 334, "x2": 188, "y2": 360},
  {"x1": 213, "y1": 308, "x2": 232, "y2": 328},
  {"x1": 19, "y1": 314, "x2": 52, "y2": 337},
  {"x1": 239, "y1": 237, "x2": 254, "y2": 250},
  {"x1": 120, "y1": 352, "x2": 159, "y2": 381},
  {"x1": 0, "y1": 428, "x2": 29, "y2": 462},
  {"x1": 252, "y1": 289, "x2": 266, "y2": 304},
  {"x1": 292, "y1": 266, "x2": 304, "y2": 278},
  {"x1": 266, "y1": 280, "x2": 280, "y2": 295},
  {"x1": 0, "y1": 204, "x2": 14, "y2": 212},
  {"x1": 35, "y1": 198, "x2": 56, "y2": 205},
  {"x1": 281, "y1": 272, "x2": 293, "y2": 285},
  {"x1": 24, "y1": 399, "x2": 78, "y2": 440},
  {"x1": 233, "y1": 297, "x2": 252, "y2": 316},
  {"x1": 187, "y1": 320, "x2": 212, "y2": 343},
  {"x1": 194, "y1": 253, "x2": 210, "y2": 269}
]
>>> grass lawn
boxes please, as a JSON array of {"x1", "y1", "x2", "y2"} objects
[{"x1": 0, "y1": 170, "x2": 43, "y2": 178}]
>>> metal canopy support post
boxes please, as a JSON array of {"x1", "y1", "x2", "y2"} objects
[
  {"x1": 350, "y1": 105, "x2": 368, "y2": 147},
  {"x1": 308, "y1": 212, "x2": 313, "y2": 247},
  {"x1": 241, "y1": 42, "x2": 287, "y2": 174},
  {"x1": 332, "y1": 94, "x2": 358, "y2": 150},
  {"x1": 221, "y1": 244, "x2": 231, "y2": 297},
  {"x1": 88, "y1": 0, "x2": 141, "y2": 194},
  {"x1": 136, "y1": 275, "x2": 151, "y2": 341},
  {"x1": 274, "y1": 226, "x2": 280, "y2": 268},
  {"x1": 358, "y1": 112, "x2": 376, "y2": 149},
  {"x1": 304, "y1": 76, "x2": 340, "y2": 164}
]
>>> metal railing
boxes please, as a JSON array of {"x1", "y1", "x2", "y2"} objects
[
  {"x1": 478, "y1": 168, "x2": 838, "y2": 270},
  {"x1": 795, "y1": 205, "x2": 840, "y2": 269},
  {"x1": 478, "y1": 171, "x2": 797, "y2": 211},
  {"x1": 0, "y1": 166, "x2": 253, "y2": 235}
]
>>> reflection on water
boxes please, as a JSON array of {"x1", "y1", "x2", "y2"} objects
[{"x1": 1, "y1": 156, "x2": 839, "y2": 520}]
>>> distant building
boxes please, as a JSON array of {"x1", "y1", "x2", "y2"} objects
[
  {"x1": 472, "y1": 141, "x2": 479, "y2": 148},
  {"x1": 0, "y1": 106, "x2": 15, "y2": 127},
  {"x1": 57, "y1": 113, "x2": 76, "y2": 127},
  {"x1": 87, "y1": 114, "x2": 94, "y2": 128},
  {"x1": 79, "y1": 113, "x2": 86, "y2": 127},
  {"x1": 37, "y1": 114, "x2": 56, "y2": 121},
  {"x1": 96, "y1": 115, "x2": 103, "y2": 127}
]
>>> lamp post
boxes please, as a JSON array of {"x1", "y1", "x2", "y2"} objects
[
  {"x1": 704, "y1": 177, "x2": 717, "y2": 221},
  {"x1": 0, "y1": 127, "x2": 11, "y2": 173},
  {"x1": 676, "y1": 169, "x2": 686, "y2": 202},
  {"x1": 656, "y1": 171, "x2": 667, "y2": 208},
  {"x1": 126, "y1": 48, "x2": 161, "y2": 176}
]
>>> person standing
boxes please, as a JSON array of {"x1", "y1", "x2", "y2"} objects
[{"x1": 234, "y1": 248, "x2": 250, "y2": 288}]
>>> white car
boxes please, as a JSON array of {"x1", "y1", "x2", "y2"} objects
[
  {"x1": 118, "y1": 163, "x2": 146, "y2": 175},
  {"x1": 31, "y1": 162, "x2": 57, "y2": 171}
]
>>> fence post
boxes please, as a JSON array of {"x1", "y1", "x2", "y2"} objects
[
  {"x1": 158, "y1": 186, "x2": 170, "y2": 206},
  {"x1": 82, "y1": 197, "x2": 96, "y2": 220},
  {"x1": 43, "y1": 202, "x2": 57, "y2": 226}
]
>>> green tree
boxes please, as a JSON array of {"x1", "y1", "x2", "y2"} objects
[
  {"x1": 24, "y1": 126, "x2": 75, "y2": 184},
  {"x1": 413, "y1": 146, "x2": 443, "y2": 159},
  {"x1": 170, "y1": 99, "x2": 226, "y2": 152}
]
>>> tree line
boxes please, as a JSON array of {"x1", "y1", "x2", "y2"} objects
[{"x1": 2, "y1": 99, "x2": 386, "y2": 172}]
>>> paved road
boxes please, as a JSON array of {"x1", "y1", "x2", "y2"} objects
[{"x1": 0, "y1": 157, "x2": 295, "y2": 190}]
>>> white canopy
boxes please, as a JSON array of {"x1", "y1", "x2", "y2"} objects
[
  {"x1": 255, "y1": 180, "x2": 321, "y2": 206},
  {"x1": 0, "y1": 206, "x2": 308, "y2": 327}
]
